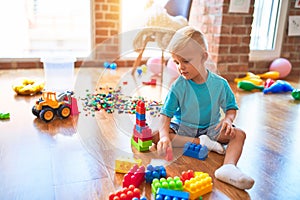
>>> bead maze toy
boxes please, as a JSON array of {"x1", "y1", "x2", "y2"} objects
[
  {"x1": 183, "y1": 142, "x2": 208, "y2": 161},
  {"x1": 122, "y1": 164, "x2": 145, "y2": 188},
  {"x1": 131, "y1": 100, "x2": 153, "y2": 152},
  {"x1": 151, "y1": 177, "x2": 184, "y2": 196},
  {"x1": 115, "y1": 157, "x2": 142, "y2": 174},
  {"x1": 145, "y1": 164, "x2": 167, "y2": 183},
  {"x1": 155, "y1": 188, "x2": 190, "y2": 200},
  {"x1": 183, "y1": 172, "x2": 213, "y2": 199}
]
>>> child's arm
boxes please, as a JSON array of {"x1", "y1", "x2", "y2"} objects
[
  {"x1": 157, "y1": 115, "x2": 172, "y2": 156},
  {"x1": 157, "y1": 115, "x2": 201, "y2": 156},
  {"x1": 215, "y1": 109, "x2": 237, "y2": 136}
]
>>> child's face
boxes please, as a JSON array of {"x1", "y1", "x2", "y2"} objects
[{"x1": 171, "y1": 39, "x2": 207, "y2": 82}]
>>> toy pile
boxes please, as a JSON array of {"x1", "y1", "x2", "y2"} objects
[
  {"x1": 235, "y1": 71, "x2": 299, "y2": 100},
  {"x1": 80, "y1": 88, "x2": 162, "y2": 117},
  {"x1": 111, "y1": 160, "x2": 212, "y2": 200}
]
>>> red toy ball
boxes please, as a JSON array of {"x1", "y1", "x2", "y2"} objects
[{"x1": 269, "y1": 58, "x2": 292, "y2": 78}]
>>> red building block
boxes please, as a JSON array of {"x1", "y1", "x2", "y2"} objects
[
  {"x1": 122, "y1": 164, "x2": 145, "y2": 188},
  {"x1": 109, "y1": 185, "x2": 141, "y2": 200}
]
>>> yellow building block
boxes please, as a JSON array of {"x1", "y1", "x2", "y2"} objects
[
  {"x1": 115, "y1": 157, "x2": 142, "y2": 173},
  {"x1": 183, "y1": 172, "x2": 213, "y2": 199}
]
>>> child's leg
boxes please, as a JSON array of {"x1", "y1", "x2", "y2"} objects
[{"x1": 214, "y1": 128, "x2": 254, "y2": 190}]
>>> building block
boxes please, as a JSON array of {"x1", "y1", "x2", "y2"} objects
[
  {"x1": 183, "y1": 172, "x2": 213, "y2": 199},
  {"x1": 123, "y1": 164, "x2": 145, "y2": 188},
  {"x1": 183, "y1": 142, "x2": 208, "y2": 160},
  {"x1": 155, "y1": 188, "x2": 189, "y2": 200},
  {"x1": 180, "y1": 170, "x2": 194, "y2": 184},
  {"x1": 136, "y1": 113, "x2": 145, "y2": 121},
  {"x1": 109, "y1": 185, "x2": 141, "y2": 200},
  {"x1": 165, "y1": 147, "x2": 173, "y2": 161},
  {"x1": 133, "y1": 126, "x2": 152, "y2": 138},
  {"x1": 136, "y1": 119, "x2": 146, "y2": 126},
  {"x1": 132, "y1": 100, "x2": 152, "y2": 152},
  {"x1": 151, "y1": 176, "x2": 184, "y2": 196},
  {"x1": 131, "y1": 137, "x2": 150, "y2": 152},
  {"x1": 138, "y1": 138, "x2": 152, "y2": 148},
  {"x1": 145, "y1": 164, "x2": 167, "y2": 183},
  {"x1": 115, "y1": 157, "x2": 142, "y2": 173}
]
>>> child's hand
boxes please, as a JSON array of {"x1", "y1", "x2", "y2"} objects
[
  {"x1": 157, "y1": 136, "x2": 172, "y2": 157},
  {"x1": 216, "y1": 118, "x2": 235, "y2": 137}
]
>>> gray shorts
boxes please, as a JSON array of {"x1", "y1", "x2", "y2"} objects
[{"x1": 169, "y1": 122, "x2": 221, "y2": 141}]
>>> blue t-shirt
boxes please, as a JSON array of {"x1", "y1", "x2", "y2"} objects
[{"x1": 160, "y1": 70, "x2": 238, "y2": 129}]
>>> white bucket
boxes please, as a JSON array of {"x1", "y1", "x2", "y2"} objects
[{"x1": 41, "y1": 57, "x2": 76, "y2": 92}]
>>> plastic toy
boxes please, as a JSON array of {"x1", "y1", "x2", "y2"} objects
[
  {"x1": 180, "y1": 170, "x2": 194, "y2": 184},
  {"x1": 131, "y1": 100, "x2": 153, "y2": 152},
  {"x1": 151, "y1": 177, "x2": 184, "y2": 196},
  {"x1": 147, "y1": 57, "x2": 163, "y2": 75},
  {"x1": 264, "y1": 78, "x2": 275, "y2": 89},
  {"x1": 142, "y1": 78, "x2": 157, "y2": 85},
  {"x1": 0, "y1": 112, "x2": 10, "y2": 120},
  {"x1": 237, "y1": 80, "x2": 264, "y2": 91},
  {"x1": 155, "y1": 188, "x2": 189, "y2": 200},
  {"x1": 183, "y1": 142, "x2": 208, "y2": 160},
  {"x1": 115, "y1": 157, "x2": 142, "y2": 173},
  {"x1": 292, "y1": 89, "x2": 300, "y2": 100},
  {"x1": 269, "y1": 58, "x2": 292, "y2": 78},
  {"x1": 32, "y1": 91, "x2": 74, "y2": 122},
  {"x1": 165, "y1": 146, "x2": 173, "y2": 161},
  {"x1": 109, "y1": 184, "x2": 141, "y2": 200},
  {"x1": 183, "y1": 172, "x2": 213, "y2": 199},
  {"x1": 12, "y1": 77, "x2": 45, "y2": 95},
  {"x1": 166, "y1": 58, "x2": 179, "y2": 77},
  {"x1": 145, "y1": 164, "x2": 167, "y2": 183},
  {"x1": 234, "y1": 72, "x2": 263, "y2": 86},
  {"x1": 104, "y1": 61, "x2": 117, "y2": 69},
  {"x1": 257, "y1": 71, "x2": 280, "y2": 79},
  {"x1": 122, "y1": 164, "x2": 145, "y2": 188},
  {"x1": 263, "y1": 80, "x2": 294, "y2": 94}
]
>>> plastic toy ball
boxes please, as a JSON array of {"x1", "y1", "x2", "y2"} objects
[
  {"x1": 103, "y1": 62, "x2": 117, "y2": 69},
  {"x1": 292, "y1": 89, "x2": 300, "y2": 100},
  {"x1": 269, "y1": 58, "x2": 292, "y2": 78},
  {"x1": 146, "y1": 57, "x2": 163, "y2": 75},
  {"x1": 166, "y1": 58, "x2": 179, "y2": 77}
]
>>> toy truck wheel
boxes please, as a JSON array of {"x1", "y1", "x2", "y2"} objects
[
  {"x1": 57, "y1": 105, "x2": 71, "y2": 119},
  {"x1": 39, "y1": 108, "x2": 55, "y2": 122},
  {"x1": 32, "y1": 106, "x2": 40, "y2": 117}
]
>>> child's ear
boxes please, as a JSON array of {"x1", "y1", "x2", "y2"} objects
[{"x1": 202, "y1": 52, "x2": 208, "y2": 62}]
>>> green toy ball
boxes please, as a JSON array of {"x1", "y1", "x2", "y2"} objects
[{"x1": 291, "y1": 89, "x2": 300, "y2": 100}]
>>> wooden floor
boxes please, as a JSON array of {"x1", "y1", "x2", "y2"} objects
[{"x1": 0, "y1": 66, "x2": 300, "y2": 200}]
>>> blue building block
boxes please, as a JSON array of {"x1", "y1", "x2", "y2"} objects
[
  {"x1": 136, "y1": 113, "x2": 146, "y2": 120},
  {"x1": 145, "y1": 164, "x2": 167, "y2": 183},
  {"x1": 183, "y1": 142, "x2": 208, "y2": 160},
  {"x1": 155, "y1": 188, "x2": 189, "y2": 200}
]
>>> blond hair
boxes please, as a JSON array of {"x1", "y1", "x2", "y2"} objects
[{"x1": 167, "y1": 26, "x2": 208, "y2": 54}]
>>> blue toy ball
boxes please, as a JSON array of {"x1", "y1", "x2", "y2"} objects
[{"x1": 103, "y1": 62, "x2": 117, "y2": 69}]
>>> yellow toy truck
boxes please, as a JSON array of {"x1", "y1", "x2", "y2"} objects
[{"x1": 32, "y1": 91, "x2": 73, "y2": 122}]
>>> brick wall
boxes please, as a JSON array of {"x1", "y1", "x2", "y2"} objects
[
  {"x1": 280, "y1": 0, "x2": 300, "y2": 76},
  {"x1": 190, "y1": 0, "x2": 254, "y2": 80}
]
